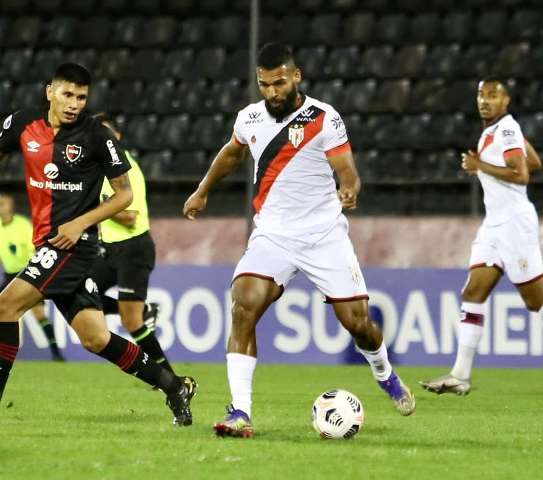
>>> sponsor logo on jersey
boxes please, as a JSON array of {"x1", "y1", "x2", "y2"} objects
[
  {"x1": 26, "y1": 140, "x2": 40, "y2": 152},
  {"x1": 331, "y1": 114, "x2": 348, "y2": 139},
  {"x1": 288, "y1": 124, "x2": 305, "y2": 148},
  {"x1": 106, "y1": 139, "x2": 123, "y2": 166},
  {"x1": 29, "y1": 176, "x2": 83, "y2": 192},
  {"x1": 44, "y1": 163, "x2": 59, "y2": 179},
  {"x1": 295, "y1": 108, "x2": 317, "y2": 123},
  {"x1": 245, "y1": 111, "x2": 263, "y2": 124},
  {"x1": 85, "y1": 278, "x2": 98, "y2": 294},
  {"x1": 65, "y1": 144, "x2": 82, "y2": 162},
  {"x1": 518, "y1": 258, "x2": 529, "y2": 273},
  {"x1": 502, "y1": 129, "x2": 515, "y2": 137}
]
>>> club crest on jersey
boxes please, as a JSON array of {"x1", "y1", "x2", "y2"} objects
[
  {"x1": 288, "y1": 124, "x2": 305, "y2": 148},
  {"x1": 65, "y1": 144, "x2": 82, "y2": 163}
]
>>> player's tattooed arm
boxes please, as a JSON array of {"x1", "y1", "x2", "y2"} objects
[
  {"x1": 327, "y1": 151, "x2": 361, "y2": 210},
  {"x1": 184, "y1": 135, "x2": 248, "y2": 219},
  {"x1": 49, "y1": 174, "x2": 133, "y2": 250}
]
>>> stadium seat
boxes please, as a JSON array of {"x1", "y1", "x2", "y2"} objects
[
  {"x1": 162, "y1": 49, "x2": 195, "y2": 80},
  {"x1": 441, "y1": 12, "x2": 472, "y2": 43},
  {"x1": 444, "y1": 81, "x2": 478, "y2": 114},
  {"x1": 141, "y1": 17, "x2": 178, "y2": 48},
  {"x1": 111, "y1": 81, "x2": 146, "y2": 114},
  {"x1": 529, "y1": 44, "x2": 543, "y2": 76},
  {"x1": 11, "y1": 83, "x2": 46, "y2": 112},
  {"x1": 178, "y1": 18, "x2": 208, "y2": 45},
  {"x1": 66, "y1": 50, "x2": 98, "y2": 74},
  {"x1": 0, "y1": 81, "x2": 13, "y2": 116},
  {"x1": 100, "y1": 0, "x2": 128, "y2": 12},
  {"x1": 390, "y1": 45, "x2": 426, "y2": 78},
  {"x1": 408, "y1": 79, "x2": 447, "y2": 113},
  {"x1": 43, "y1": 17, "x2": 77, "y2": 48},
  {"x1": 362, "y1": 114, "x2": 396, "y2": 149},
  {"x1": 476, "y1": 11, "x2": 507, "y2": 42},
  {"x1": 31, "y1": 0, "x2": 62, "y2": 13},
  {"x1": 343, "y1": 113, "x2": 364, "y2": 149},
  {"x1": 280, "y1": 15, "x2": 310, "y2": 47},
  {"x1": 325, "y1": 47, "x2": 360, "y2": 80},
  {"x1": 131, "y1": 0, "x2": 160, "y2": 13},
  {"x1": 359, "y1": 46, "x2": 394, "y2": 78},
  {"x1": 214, "y1": 79, "x2": 248, "y2": 114},
  {"x1": 297, "y1": 0, "x2": 325, "y2": 12},
  {"x1": 170, "y1": 151, "x2": 210, "y2": 177},
  {"x1": 85, "y1": 78, "x2": 111, "y2": 113},
  {"x1": 296, "y1": 47, "x2": 327, "y2": 80},
  {"x1": 375, "y1": 14, "x2": 408, "y2": 45},
  {"x1": 8, "y1": 17, "x2": 41, "y2": 47},
  {"x1": 77, "y1": 17, "x2": 112, "y2": 50},
  {"x1": 112, "y1": 17, "x2": 143, "y2": 47},
  {"x1": 175, "y1": 80, "x2": 209, "y2": 114},
  {"x1": 125, "y1": 49, "x2": 164, "y2": 81},
  {"x1": 309, "y1": 14, "x2": 341, "y2": 46},
  {"x1": 30, "y1": 48, "x2": 63, "y2": 81},
  {"x1": 159, "y1": 114, "x2": 193, "y2": 151},
  {"x1": 0, "y1": 49, "x2": 33, "y2": 82},
  {"x1": 145, "y1": 79, "x2": 179, "y2": 115},
  {"x1": 408, "y1": 13, "x2": 439, "y2": 44},
  {"x1": 493, "y1": 43, "x2": 530, "y2": 77},
  {"x1": 66, "y1": 0, "x2": 96, "y2": 14},
  {"x1": 369, "y1": 80, "x2": 410, "y2": 114},
  {"x1": 138, "y1": 150, "x2": 173, "y2": 179},
  {"x1": 459, "y1": 44, "x2": 496, "y2": 78},
  {"x1": 516, "y1": 81, "x2": 540, "y2": 113},
  {"x1": 0, "y1": 0, "x2": 30, "y2": 13},
  {"x1": 198, "y1": 0, "x2": 227, "y2": 13},
  {"x1": 193, "y1": 48, "x2": 227, "y2": 80},
  {"x1": 519, "y1": 113, "x2": 543, "y2": 148},
  {"x1": 509, "y1": 9, "x2": 542, "y2": 41},
  {"x1": 223, "y1": 48, "x2": 249, "y2": 81},
  {"x1": 96, "y1": 49, "x2": 131, "y2": 80},
  {"x1": 311, "y1": 80, "x2": 345, "y2": 111},
  {"x1": 422, "y1": 44, "x2": 461, "y2": 79},
  {"x1": 342, "y1": 13, "x2": 375, "y2": 45},
  {"x1": 164, "y1": 0, "x2": 195, "y2": 13},
  {"x1": 0, "y1": 18, "x2": 10, "y2": 46},
  {"x1": 191, "y1": 114, "x2": 231, "y2": 151},
  {"x1": 212, "y1": 16, "x2": 246, "y2": 47},
  {"x1": 125, "y1": 115, "x2": 162, "y2": 151},
  {"x1": 342, "y1": 80, "x2": 377, "y2": 114}
]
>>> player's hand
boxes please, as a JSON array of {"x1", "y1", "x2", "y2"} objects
[
  {"x1": 48, "y1": 220, "x2": 84, "y2": 250},
  {"x1": 338, "y1": 187, "x2": 358, "y2": 210},
  {"x1": 461, "y1": 150, "x2": 479, "y2": 175},
  {"x1": 183, "y1": 190, "x2": 208, "y2": 220}
]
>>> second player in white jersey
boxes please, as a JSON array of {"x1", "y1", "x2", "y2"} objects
[{"x1": 233, "y1": 96, "x2": 350, "y2": 232}]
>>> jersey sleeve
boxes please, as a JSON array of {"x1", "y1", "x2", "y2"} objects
[
  {"x1": 0, "y1": 112, "x2": 26, "y2": 154},
  {"x1": 232, "y1": 111, "x2": 248, "y2": 145},
  {"x1": 125, "y1": 159, "x2": 146, "y2": 213},
  {"x1": 93, "y1": 125, "x2": 131, "y2": 179},
  {"x1": 321, "y1": 109, "x2": 351, "y2": 157},
  {"x1": 499, "y1": 120, "x2": 526, "y2": 159}
]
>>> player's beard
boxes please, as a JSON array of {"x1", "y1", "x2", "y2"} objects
[{"x1": 264, "y1": 87, "x2": 299, "y2": 121}]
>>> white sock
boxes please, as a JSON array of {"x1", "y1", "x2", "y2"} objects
[
  {"x1": 227, "y1": 352, "x2": 257, "y2": 418},
  {"x1": 451, "y1": 302, "x2": 484, "y2": 380},
  {"x1": 357, "y1": 341, "x2": 393, "y2": 382}
]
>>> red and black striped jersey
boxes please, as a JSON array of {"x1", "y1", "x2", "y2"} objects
[{"x1": 0, "y1": 109, "x2": 131, "y2": 247}]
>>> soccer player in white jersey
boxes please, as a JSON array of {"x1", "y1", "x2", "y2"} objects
[
  {"x1": 183, "y1": 43, "x2": 415, "y2": 437},
  {"x1": 421, "y1": 78, "x2": 543, "y2": 395}
]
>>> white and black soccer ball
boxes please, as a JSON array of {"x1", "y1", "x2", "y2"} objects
[{"x1": 312, "y1": 389, "x2": 364, "y2": 439}]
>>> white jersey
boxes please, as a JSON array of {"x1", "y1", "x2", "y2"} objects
[
  {"x1": 233, "y1": 95, "x2": 351, "y2": 233},
  {"x1": 477, "y1": 114, "x2": 534, "y2": 226}
]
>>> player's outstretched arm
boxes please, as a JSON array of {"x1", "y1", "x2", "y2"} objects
[
  {"x1": 327, "y1": 151, "x2": 361, "y2": 210},
  {"x1": 183, "y1": 136, "x2": 248, "y2": 220},
  {"x1": 525, "y1": 140, "x2": 542, "y2": 173},
  {"x1": 462, "y1": 149, "x2": 529, "y2": 185},
  {"x1": 49, "y1": 173, "x2": 133, "y2": 249}
]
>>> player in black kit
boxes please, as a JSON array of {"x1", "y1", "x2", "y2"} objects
[{"x1": 0, "y1": 63, "x2": 197, "y2": 426}]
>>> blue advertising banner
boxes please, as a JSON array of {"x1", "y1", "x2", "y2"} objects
[{"x1": 16, "y1": 266, "x2": 543, "y2": 367}]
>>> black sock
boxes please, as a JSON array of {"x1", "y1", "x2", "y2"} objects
[
  {"x1": 131, "y1": 325, "x2": 174, "y2": 373},
  {"x1": 0, "y1": 322, "x2": 20, "y2": 401},
  {"x1": 101, "y1": 295, "x2": 119, "y2": 315},
  {"x1": 95, "y1": 332, "x2": 180, "y2": 394},
  {"x1": 37, "y1": 317, "x2": 61, "y2": 356}
]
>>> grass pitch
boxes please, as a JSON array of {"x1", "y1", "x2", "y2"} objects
[{"x1": 1, "y1": 362, "x2": 541, "y2": 480}]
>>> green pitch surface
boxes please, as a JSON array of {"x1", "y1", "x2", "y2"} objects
[{"x1": 1, "y1": 362, "x2": 542, "y2": 480}]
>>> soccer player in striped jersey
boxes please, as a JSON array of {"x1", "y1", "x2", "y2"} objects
[{"x1": 184, "y1": 43, "x2": 415, "y2": 437}]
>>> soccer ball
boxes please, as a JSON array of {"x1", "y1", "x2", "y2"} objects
[{"x1": 312, "y1": 389, "x2": 364, "y2": 439}]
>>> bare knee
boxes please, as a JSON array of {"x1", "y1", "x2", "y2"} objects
[
  {"x1": 231, "y1": 294, "x2": 261, "y2": 332},
  {"x1": 79, "y1": 330, "x2": 110, "y2": 353}
]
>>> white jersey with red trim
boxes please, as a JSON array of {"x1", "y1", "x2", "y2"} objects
[
  {"x1": 477, "y1": 113, "x2": 534, "y2": 226},
  {"x1": 233, "y1": 95, "x2": 351, "y2": 233}
]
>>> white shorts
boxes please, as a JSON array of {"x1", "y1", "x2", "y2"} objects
[
  {"x1": 469, "y1": 210, "x2": 543, "y2": 285},
  {"x1": 233, "y1": 217, "x2": 368, "y2": 302}
]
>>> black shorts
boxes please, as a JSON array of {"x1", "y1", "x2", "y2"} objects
[
  {"x1": 1, "y1": 271, "x2": 45, "y2": 306},
  {"x1": 17, "y1": 242, "x2": 102, "y2": 322},
  {"x1": 92, "y1": 231, "x2": 155, "y2": 302}
]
